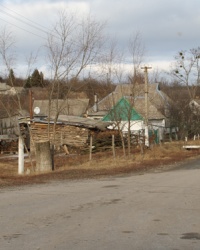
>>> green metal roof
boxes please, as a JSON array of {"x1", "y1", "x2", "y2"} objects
[{"x1": 102, "y1": 97, "x2": 143, "y2": 122}]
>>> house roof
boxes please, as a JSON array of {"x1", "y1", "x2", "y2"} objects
[
  {"x1": 102, "y1": 97, "x2": 142, "y2": 122},
  {"x1": 0, "y1": 83, "x2": 11, "y2": 91},
  {"x1": 131, "y1": 97, "x2": 165, "y2": 120},
  {"x1": 87, "y1": 110, "x2": 108, "y2": 118},
  {"x1": 35, "y1": 115, "x2": 111, "y2": 131},
  {"x1": 9, "y1": 87, "x2": 25, "y2": 95},
  {"x1": 33, "y1": 99, "x2": 89, "y2": 117},
  {"x1": 0, "y1": 83, "x2": 25, "y2": 95},
  {"x1": 89, "y1": 83, "x2": 168, "y2": 120},
  {"x1": 115, "y1": 83, "x2": 170, "y2": 112}
]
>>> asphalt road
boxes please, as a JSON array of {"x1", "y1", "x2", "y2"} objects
[{"x1": 1, "y1": 157, "x2": 200, "y2": 250}]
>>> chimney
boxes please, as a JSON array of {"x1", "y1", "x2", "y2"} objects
[{"x1": 94, "y1": 93, "x2": 98, "y2": 112}]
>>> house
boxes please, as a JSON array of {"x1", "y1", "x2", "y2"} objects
[
  {"x1": 0, "y1": 82, "x2": 25, "y2": 95},
  {"x1": 0, "y1": 83, "x2": 11, "y2": 94},
  {"x1": 33, "y1": 99, "x2": 89, "y2": 117},
  {"x1": 89, "y1": 83, "x2": 171, "y2": 142},
  {"x1": 189, "y1": 99, "x2": 200, "y2": 115},
  {"x1": 102, "y1": 97, "x2": 143, "y2": 133},
  {"x1": 0, "y1": 94, "x2": 29, "y2": 139},
  {"x1": 0, "y1": 86, "x2": 90, "y2": 147}
]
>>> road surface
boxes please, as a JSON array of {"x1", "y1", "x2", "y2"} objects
[{"x1": 1, "y1": 157, "x2": 200, "y2": 250}]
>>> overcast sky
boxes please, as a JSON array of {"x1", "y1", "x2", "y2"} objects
[{"x1": 0, "y1": 0, "x2": 200, "y2": 78}]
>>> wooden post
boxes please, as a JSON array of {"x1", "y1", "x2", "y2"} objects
[
  {"x1": 112, "y1": 134, "x2": 116, "y2": 158},
  {"x1": 51, "y1": 144, "x2": 54, "y2": 171},
  {"x1": 18, "y1": 136, "x2": 24, "y2": 174},
  {"x1": 35, "y1": 141, "x2": 53, "y2": 172},
  {"x1": 89, "y1": 135, "x2": 93, "y2": 161},
  {"x1": 29, "y1": 89, "x2": 33, "y2": 120},
  {"x1": 63, "y1": 144, "x2": 69, "y2": 155}
]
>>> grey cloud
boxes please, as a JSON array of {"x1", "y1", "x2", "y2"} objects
[{"x1": 1, "y1": 0, "x2": 200, "y2": 73}]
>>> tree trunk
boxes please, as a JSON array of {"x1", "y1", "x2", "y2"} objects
[
  {"x1": 35, "y1": 141, "x2": 53, "y2": 172},
  {"x1": 127, "y1": 120, "x2": 131, "y2": 157}
]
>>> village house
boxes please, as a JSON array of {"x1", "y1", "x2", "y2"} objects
[
  {"x1": 0, "y1": 82, "x2": 25, "y2": 95},
  {"x1": 88, "y1": 83, "x2": 173, "y2": 142},
  {"x1": 189, "y1": 99, "x2": 200, "y2": 115},
  {"x1": 0, "y1": 83, "x2": 28, "y2": 142},
  {"x1": 33, "y1": 98, "x2": 90, "y2": 117},
  {"x1": 0, "y1": 88, "x2": 92, "y2": 152}
]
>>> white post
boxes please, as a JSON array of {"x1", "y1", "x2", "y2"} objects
[
  {"x1": 89, "y1": 135, "x2": 93, "y2": 161},
  {"x1": 144, "y1": 125, "x2": 149, "y2": 147},
  {"x1": 141, "y1": 66, "x2": 152, "y2": 147},
  {"x1": 18, "y1": 136, "x2": 24, "y2": 174}
]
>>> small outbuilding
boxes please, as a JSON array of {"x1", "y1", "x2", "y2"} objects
[{"x1": 29, "y1": 115, "x2": 111, "y2": 153}]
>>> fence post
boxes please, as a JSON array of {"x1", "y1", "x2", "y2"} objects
[
  {"x1": 35, "y1": 141, "x2": 53, "y2": 172},
  {"x1": 89, "y1": 135, "x2": 93, "y2": 161},
  {"x1": 112, "y1": 134, "x2": 116, "y2": 158}
]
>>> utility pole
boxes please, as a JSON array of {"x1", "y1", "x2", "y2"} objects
[
  {"x1": 141, "y1": 66, "x2": 152, "y2": 147},
  {"x1": 29, "y1": 89, "x2": 33, "y2": 120}
]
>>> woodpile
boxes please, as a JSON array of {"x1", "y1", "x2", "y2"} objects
[
  {"x1": 29, "y1": 122, "x2": 146, "y2": 155},
  {"x1": 30, "y1": 122, "x2": 89, "y2": 152},
  {"x1": 0, "y1": 140, "x2": 18, "y2": 153},
  {"x1": 130, "y1": 133, "x2": 145, "y2": 145},
  {"x1": 91, "y1": 130, "x2": 121, "y2": 152}
]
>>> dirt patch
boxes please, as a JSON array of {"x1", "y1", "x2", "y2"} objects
[{"x1": 0, "y1": 141, "x2": 200, "y2": 189}]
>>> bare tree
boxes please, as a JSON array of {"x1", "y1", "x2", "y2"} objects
[
  {"x1": 99, "y1": 37, "x2": 125, "y2": 85},
  {"x1": 45, "y1": 10, "x2": 106, "y2": 140},
  {"x1": 24, "y1": 51, "x2": 39, "y2": 83},
  {"x1": 128, "y1": 31, "x2": 145, "y2": 84},
  {"x1": 171, "y1": 48, "x2": 200, "y2": 99},
  {"x1": 0, "y1": 27, "x2": 34, "y2": 173},
  {"x1": 0, "y1": 27, "x2": 25, "y2": 118},
  {"x1": 161, "y1": 81, "x2": 200, "y2": 139},
  {"x1": 125, "y1": 31, "x2": 146, "y2": 154},
  {"x1": 46, "y1": 10, "x2": 105, "y2": 86},
  {"x1": 165, "y1": 47, "x2": 200, "y2": 138},
  {"x1": 0, "y1": 27, "x2": 16, "y2": 73}
]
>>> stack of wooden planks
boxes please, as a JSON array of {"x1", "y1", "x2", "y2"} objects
[{"x1": 30, "y1": 122, "x2": 89, "y2": 152}]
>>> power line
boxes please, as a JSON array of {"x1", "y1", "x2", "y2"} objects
[
  {"x1": 0, "y1": 4, "x2": 144, "y2": 66},
  {"x1": 0, "y1": 8, "x2": 48, "y2": 35},
  {"x1": 0, "y1": 16, "x2": 47, "y2": 40},
  {"x1": 0, "y1": 4, "x2": 60, "y2": 40},
  {"x1": 0, "y1": 3, "x2": 51, "y2": 34}
]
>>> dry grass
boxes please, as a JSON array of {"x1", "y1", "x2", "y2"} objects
[{"x1": 0, "y1": 140, "x2": 200, "y2": 188}]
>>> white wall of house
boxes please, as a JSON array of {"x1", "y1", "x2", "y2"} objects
[
  {"x1": 149, "y1": 119, "x2": 165, "y2": 128},
  {"x1": 149, "y1": 119, "x2": 165, "y2": 141},
  {"x1": 108, "y1": 120, "x2": 144, "y2": 133},
  {"x1": 107, "y1": 118, "x2": 170, "y2": 143}
]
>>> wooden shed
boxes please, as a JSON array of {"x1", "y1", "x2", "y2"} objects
[{"x1": 29, "y1": 115, "x2": 111, "y2": 153}]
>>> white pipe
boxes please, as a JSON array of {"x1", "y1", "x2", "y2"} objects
[{"x1": 18, "y1": 136, "x2": 24, "y2": 174}]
